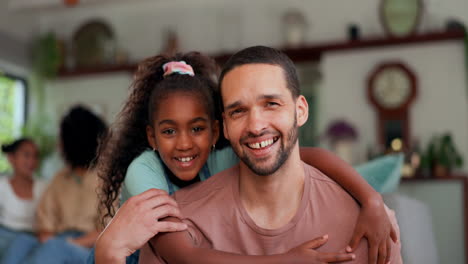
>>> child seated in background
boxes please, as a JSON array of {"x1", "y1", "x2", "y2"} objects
[{"x1": 0, "y1": 138, "x2": 47, "y2": 263}]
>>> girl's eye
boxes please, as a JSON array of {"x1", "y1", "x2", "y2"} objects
[
  {"x1": 192, "y1": 126, "x2": 205, "y2": 133},
  {"x1": 162, "y1": 129, "x2": 176, "y2": 135}
]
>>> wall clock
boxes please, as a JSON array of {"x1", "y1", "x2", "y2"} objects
[
  {"x1": 367, "y1": 62, "x2": 418, "y2": 150},
  {"x1": 380, "y1": 0, "x2": 424, "y2": 37}
]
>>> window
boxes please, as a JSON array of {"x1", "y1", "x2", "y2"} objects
[{"x1": 0, "y1": 72, "x2": 27, "y2": 173}]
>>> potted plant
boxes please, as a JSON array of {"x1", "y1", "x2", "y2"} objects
[{"x1": 421, "y1": 133, "x2": 463, "y2": 177}]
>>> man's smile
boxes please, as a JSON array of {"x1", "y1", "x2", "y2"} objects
[{"x1": 246, "y1": 136, "x2": 279, "y2": 149}]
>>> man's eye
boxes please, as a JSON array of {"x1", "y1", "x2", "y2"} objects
[
  {"x1": 162, "y1": 129, "x2": 176, "y2": 135},
  {"x1": 266, "y1": 101, "x2": 280, "y2": 107},
  {"x1": 230, "y1": 109, "x2": 244, "y2": 117}
]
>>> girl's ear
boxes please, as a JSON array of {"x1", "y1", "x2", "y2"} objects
[
  {"x1": 212, "y1": 120, "x2": 220, "y2": 146},
  {"x1": 296, "y1": 95, "x2": 309, "y2": 127},
  {"x1": 146, "y1": 125, "x2": 158, "y2": 150}
]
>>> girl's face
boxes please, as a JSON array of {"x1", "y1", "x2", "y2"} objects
[
  {"x1": 147, "y1": 92, "x2": 219, "y2": 181},
  {"x1": 7, "y1": 141, "x2": 39, "y2": 179}
]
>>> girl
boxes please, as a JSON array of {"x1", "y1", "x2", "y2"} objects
[
  {"x1": 94, "y1": 52, "x2": 396, "y2": 264},
  {"x1": 0, "y1": 138, "x2": 47, "y2": 263}
]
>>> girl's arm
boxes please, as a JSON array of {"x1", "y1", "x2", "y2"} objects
[
  {"x1": 96, "y1": 190, "x2": 354, "y2": 264},
  {"x1": 299, "y1": 147, "x2": 380, "y2": 205},
  {"x1": 144, "y1": 217, "x2": 354, "y2": 264},
  {"x1": 299, "y1": 147, "x2": 398, "y2": 264}
]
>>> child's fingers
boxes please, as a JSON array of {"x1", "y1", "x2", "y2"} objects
[
  {"x1": 390, "y1": 227, "x2": 398, "y2": 243},
  {"x1": 151, "y1": 204, "x2": 183, "y2": 220},
  {"x1": 133, "y1": 188, "x2": 169, "y2": 202},
  {"x1": 319, "y1": 252, "x2": 355, "y2": 263},
  {"x1": 153, "y1": 221, "x2": 188, "y2": 233},
  {"x1": 347, "y1": 230, "x2": 364, "y2": 252},
  {"x1": 386, "y1": 237, "x2": 392, "y2": 264},
  {"x1": 301, "y1": 234, "x2": 329, "y2": 249},
  {"x1": 368, "y1": 241, "x2": 379, "y2": 264},
  {"x1": 377, "y1": 240, "x2": 387, "y2": 264},
  {"x1": 145, "y1": 194, "x2": 179, "y2": 211}
]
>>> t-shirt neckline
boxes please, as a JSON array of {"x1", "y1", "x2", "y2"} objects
[{"x1": 232, "y1": 163, "x2": 310, "y2": 236}]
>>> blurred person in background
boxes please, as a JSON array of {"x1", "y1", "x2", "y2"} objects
[
  {"x1": 0, "y1": 138, "x2": 47, "y2": 263},
  {"x1": 10, "y1": 105, "x2": 107, "y2": 264}
]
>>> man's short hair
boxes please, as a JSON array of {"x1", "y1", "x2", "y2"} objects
[{"x1": 219, "y1": 46, "x2": 300, "y2": 102}]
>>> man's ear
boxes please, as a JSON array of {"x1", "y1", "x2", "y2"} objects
[
  {"x1": 212, "y1": 120, "x2": 220, "y2": 146},
  {"x1": 296, "y1": 95, "x2": 309, "y2": 127},
  {"x1": 146, "y1": 125, "x2": 158, "y2": 150},
  {"x1": 222, "y1": 112, "x2": 230, "y2": 141}
]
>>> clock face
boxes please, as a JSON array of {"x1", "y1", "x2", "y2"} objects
[{"x1": 372, "y1": 66, "x2": 411, "y2": 109}]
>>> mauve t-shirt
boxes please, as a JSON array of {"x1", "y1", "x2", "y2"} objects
[{"x1": 140, "y1": 162, "x2": 402, "y2": 263}]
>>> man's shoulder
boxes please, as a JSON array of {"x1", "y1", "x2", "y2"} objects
[
  {"x1": 173, "y1": 165, "x2": 238, "y2": 207},
  {"x1": 302, "y1": 162, "x2": 341, "y2": 186},
  {"x1": 302, "y1": 162, "x2": 359, "y2": 207}
]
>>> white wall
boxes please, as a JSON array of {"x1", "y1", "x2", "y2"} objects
[
  {"x1": 44, "y1": 73, "x2": 132, "y2": 125},
  {"x1": 0, "y1": 0, "x2": 40, "y2": 42}
]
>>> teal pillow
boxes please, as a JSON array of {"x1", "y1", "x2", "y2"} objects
[{"x1": 354, "y1": 154, "x2": 404, "y2": 193}]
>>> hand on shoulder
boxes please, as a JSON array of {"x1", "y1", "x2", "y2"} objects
[{"x1": 95, "y1": 188, "x2": 187, "y2": 263}]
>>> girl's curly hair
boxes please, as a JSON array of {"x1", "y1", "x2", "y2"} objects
[{"x1": 97, "y1": 52, "x2": 227, "y2": 223}]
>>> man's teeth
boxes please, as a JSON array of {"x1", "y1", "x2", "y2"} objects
[
  {"x1": 248, "y1": 139, "x2": 274, "y2": 149},
  {"x1": 177, "y1": 156, "x2": 194, "y2": 162}
]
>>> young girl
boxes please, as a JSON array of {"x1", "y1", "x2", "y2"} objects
[
  {"x1": 0, "y1": 138, "x2": 47, "y2": 263},
  {"x1": 94, "y1": 52, "x2": 396, "y2": 264}
]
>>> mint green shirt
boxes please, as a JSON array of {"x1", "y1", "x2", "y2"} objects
[{"x1": 121, "y1": 148, "x2": 239, "y2": 203}]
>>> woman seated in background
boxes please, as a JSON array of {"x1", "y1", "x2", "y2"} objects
[
  {"x1": 5, "y1": 105, "x2": 107, "y2": 264},
  {"x1": 0, "y1": 138, "x2": 47, "y2": 263}
]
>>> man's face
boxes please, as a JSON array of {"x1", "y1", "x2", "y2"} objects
[{"x1": 221, "y1": 64, "x2": 308, "y2": 176}]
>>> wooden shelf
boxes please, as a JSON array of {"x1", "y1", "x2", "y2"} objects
[
  {"x1": 58, "y1": 64, "x2": 137, "y2": 78},
  {"x1": 57, "y1": 30, "x2": 465, "y2": 78}
]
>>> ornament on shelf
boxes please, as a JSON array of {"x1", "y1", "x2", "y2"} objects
[
  {"x1": 282, "y1": 10, "x2": 308, "y2": 48},
  {"x1": 64, "y1": 0, "x2": 79, "y2": 7},
  {"x1": 161, "y1": 29, "x2": 179, "y2": 56},
  {"x1": 324, "y1": 119, "x2": 359, "y2": 165}
]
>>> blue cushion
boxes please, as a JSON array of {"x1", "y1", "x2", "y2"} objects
[{"x1": 355, "y1": 154, "x2": 404, "y2": 193}]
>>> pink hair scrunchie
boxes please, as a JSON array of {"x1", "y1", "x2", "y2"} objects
[{"x1": 162, "y1": 61, "x2": 195, "y2": 77}]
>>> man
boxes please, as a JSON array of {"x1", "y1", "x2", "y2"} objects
[{"x1": 140, "y1": 46, "x2": 401, "y2": 263}]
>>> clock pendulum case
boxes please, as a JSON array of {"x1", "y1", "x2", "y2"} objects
[{"x1": 367, "y1": 61, "x2": 418, "y2": 151}]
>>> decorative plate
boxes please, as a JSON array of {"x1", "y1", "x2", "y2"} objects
[{"x1": 72, "y1": 20, "x2": 116, "y2": 68}]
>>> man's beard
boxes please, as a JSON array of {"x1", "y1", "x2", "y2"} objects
[{"x1": 234, "y1": 115, "x2": 299, "y2": 176}]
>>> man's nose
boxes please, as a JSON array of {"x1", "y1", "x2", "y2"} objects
[
  {"x1": 176, "y1": 131, "x2": 194, "y2": 150},
  {"x1": 246, "y1": 108, "x2": 267, "y2": 136}
]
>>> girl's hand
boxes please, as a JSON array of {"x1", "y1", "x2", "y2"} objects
[
  {"x1": 95, "y1": 188, "x2": 187, "y2": 264},
  {"x1": 286, "y1": 235, "x2": 355, "y2": 264},
  {"x1": 346, "y1": 198, "x2": 398, "y2": 264}
]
